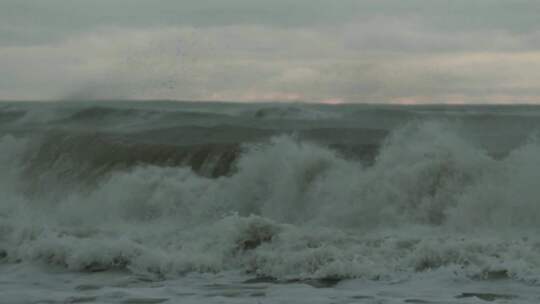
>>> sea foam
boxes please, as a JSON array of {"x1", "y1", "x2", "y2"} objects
[{"x1": 1, "y1": 118, "x2": 540, "y2": 284}]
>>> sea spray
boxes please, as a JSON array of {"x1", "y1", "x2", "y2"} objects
[{"x1": 1, "y1": 116, "x2": 540, "y2": 283}]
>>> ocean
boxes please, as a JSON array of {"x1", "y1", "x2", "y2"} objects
[{"x1": 0, "y1": 101, "x2": 539, "y2": 303}]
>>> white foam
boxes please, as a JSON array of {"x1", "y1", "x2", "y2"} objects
[{"x1": 1, "y1": 121, "x2": 540, "y2": 284}]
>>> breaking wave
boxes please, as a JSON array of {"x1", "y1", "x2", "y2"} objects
[{"x1": 1, "y1": 119, "x2": 540, "y2": 284}]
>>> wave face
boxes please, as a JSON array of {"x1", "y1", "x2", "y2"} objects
[{"x1": 1, "y1": 101, "x2": 540, "y2": 284}]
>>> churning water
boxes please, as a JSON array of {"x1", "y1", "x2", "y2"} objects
[{"x1": 1, "y1": 101, "x2": 540, "y2": 303}]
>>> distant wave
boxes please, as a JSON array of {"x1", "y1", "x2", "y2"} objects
[
  {"x1": 247, "y1": 105, "x2": 341, "y2": 120},
  {"x1": 63, "y1": 106, "x2": 159, "y2": 122}
]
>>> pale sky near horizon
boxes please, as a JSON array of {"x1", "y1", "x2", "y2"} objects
[{"x1": 1, "y1": 0, "x2": 540, "y2": 103}]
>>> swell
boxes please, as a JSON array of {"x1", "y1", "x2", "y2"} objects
[
  {"x1": 0, "y1": 109, "x2": 26, "y2": 124},
  {"x1": 21, "y1": 131, "x2": 242, "y2": 195},
  {"x1": 60, "y1": 106, "x2": 233, "y2": 125},
  {"x1": 60, "y1": 106, "x2": 159, "y2": 123}
]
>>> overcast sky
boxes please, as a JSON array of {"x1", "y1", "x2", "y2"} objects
[{"x1": 1, "y1": 0, "x2": 540, "y2": 103}]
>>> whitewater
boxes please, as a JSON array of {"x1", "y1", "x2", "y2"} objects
[{"x1": 1, "y1": 101, "x2": 540, "y2": 303}]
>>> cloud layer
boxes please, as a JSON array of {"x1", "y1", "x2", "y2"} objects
[{"x1": 1, "y1": 0, "x2": 540, "y2": 103}]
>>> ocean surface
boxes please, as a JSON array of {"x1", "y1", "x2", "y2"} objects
[{"x1": 1, "y1": 101, "x2": 540, "y2": 303}]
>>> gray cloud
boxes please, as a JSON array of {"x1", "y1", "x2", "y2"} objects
[
  {"x1": 2, "y1": 0, "x2": 540, "y2": 46},
  {"x1": 1, "y1": 0, "x2": 540, "y2": 103}
]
